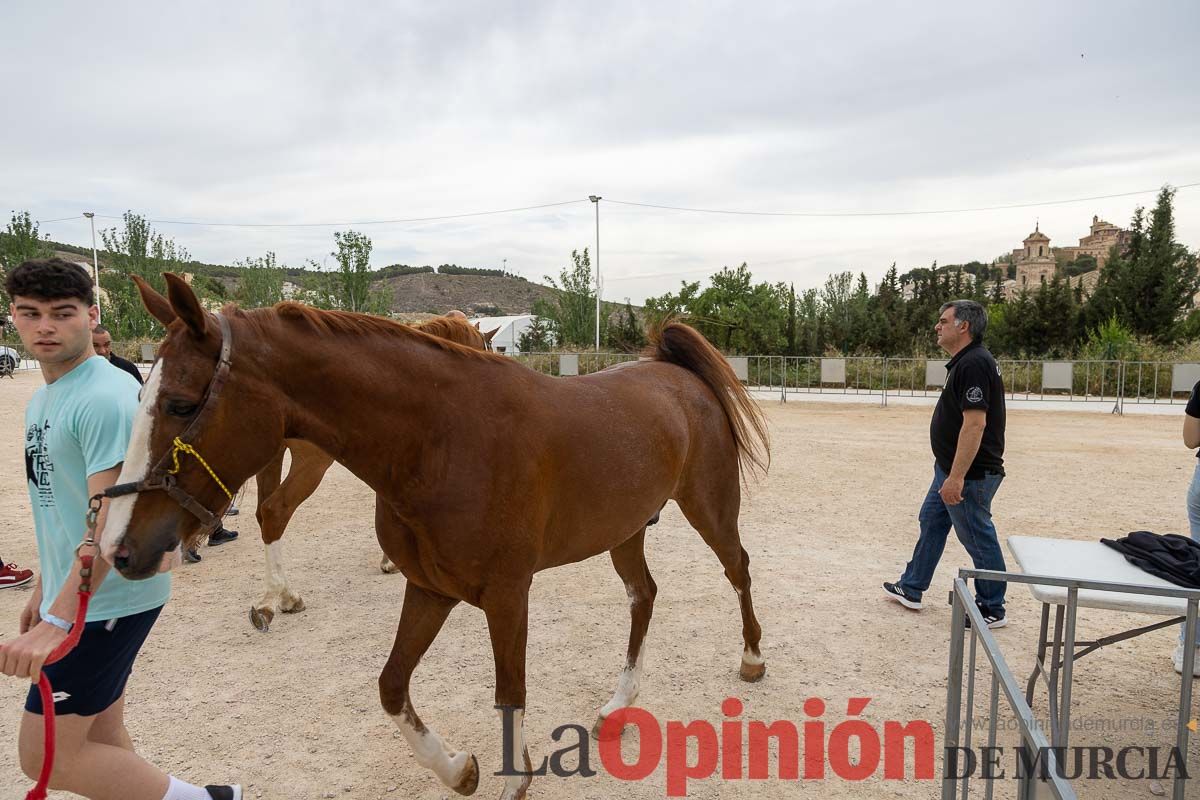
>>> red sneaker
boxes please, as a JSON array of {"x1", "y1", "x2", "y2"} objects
[{"x1": 0, "y1": 562, "x2": 34, "y2": 589}]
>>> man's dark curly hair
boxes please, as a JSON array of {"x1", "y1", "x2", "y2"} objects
[{"x1": 4, "y1": 258, "x2": 95, "y2": 305}]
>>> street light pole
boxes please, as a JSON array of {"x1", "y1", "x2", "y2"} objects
[
  {"x1": 589, "y1": 195, "x2": 601, "y2": 351},
  {"x1": 83, "y1": 212, "x2": 101, "y2": 323}
]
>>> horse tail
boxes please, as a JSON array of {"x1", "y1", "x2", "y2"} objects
[{"x1": 648, "y1": 320, "x2": 770, "y2": 479}]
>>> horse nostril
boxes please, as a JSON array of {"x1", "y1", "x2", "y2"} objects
[{"x1": 114, "y1": 554, "x2": 130, "y2": 571}]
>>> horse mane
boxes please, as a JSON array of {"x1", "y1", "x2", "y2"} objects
[
  {"x1": 234, "y1": 303, "x2": 498, "y2": 359},
  {"x1": 414, "y1": 316, "x2": 488, "y2": 350}
]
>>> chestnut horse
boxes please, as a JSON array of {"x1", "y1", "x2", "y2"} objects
[
  {"x1": 250, "y1": 314, "x2": 497, "y2": 631},
  {"x1": 103, "y1": 274, "x2": 769, "y2": 800}
]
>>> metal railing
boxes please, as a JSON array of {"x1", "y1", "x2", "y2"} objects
[
  {"x1": 946, "y1": 568, "x2": 1200, "y2": 799},
  {"x1": 3, "y1": 343, "x2": 1197, "y2": 413},
  {"x1": 502, "y1": 351, "x2": 640, "y2": 376},
  {"x1": 734, "y1": 357, "x2": 1198, "y2": 413},
  {"x1": 946, "y1": 575, "x2": 1075, "y2": 800}
]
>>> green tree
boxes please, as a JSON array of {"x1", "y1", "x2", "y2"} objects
[
  {"x1": 234, "y1": 251, "x2": 286, "y2": 308},
  {"x1": 785, "y1": 283, "x2": 797, "y2": 355},
  {"x1": 517, "y1": 316, "x2": 554, "y2": 352},
  {"x1": 1063, "y1": 254, "x2": 1097, "y2": 276},
  {"x1": 794, "y1": 288, "x2": 823, "y2": 355},
  {"x1": 1085, "y1": 187, "x2": 1200, "y2": 342},
  {"x1": 0, "y1": 211, "x2": 53, "y2": 271},
  {"x1": 643, "y1": 280, "x2": 702, "y2": 323},
  {"x1": 1080, "y1": 314, "x2": 1137, "y2": 361},
  {"x1": 535, "y1": 248, "x2": 599, "y2": 348},
  {"x1": 605, "y1": 301, "x2": 646, "y2": 352},
  {"x1": 331, "y1": 230, "x2": 374, "y2": 312},
  {"x1": 296, "y1": 268, "x2": 341, "y2": 310},
  {"x1": 99, "y1": 211, "x2": 193, "y2": 338},
  {"x1": 865, "y1": 264, "x2": 904, "y2": 354},
  {"x1": 0, "y1": 211, "x2": 54, "y2": 309}
]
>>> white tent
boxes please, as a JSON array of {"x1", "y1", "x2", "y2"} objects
[{"x1": 470, "y1": 314, "x2": 549, "y2": 354}]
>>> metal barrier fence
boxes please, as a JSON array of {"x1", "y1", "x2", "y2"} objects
[
  {"x1": 734, "y1": 356, "x2": 1200, "y2": 413},
  {"x1": 0, "y1": 339, "x2": 155, "y2": 375},
  {"x1": 3, "y1": 344, "x2": 1199, "y2": 412},
  {"x1": 496, "y1": 354, "x2": 1200, "y2": 412},
  {"x1": 946, "y1": 569, "x2": 1200, "y2": 799},
  {"x1": 946, "y1": 573, "x2": 1075, "y2": 800},
  {"x1": 505, "y1": 351, "x2": 640, "y2": 376}
]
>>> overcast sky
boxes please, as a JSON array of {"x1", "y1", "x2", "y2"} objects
[{"x1": 3, "y1": 1, "x2": 1198, "y2": 304}]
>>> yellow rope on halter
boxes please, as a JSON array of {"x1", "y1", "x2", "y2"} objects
[{"x1": 167, "y1": 437, "x2": 234, "y2": 501}]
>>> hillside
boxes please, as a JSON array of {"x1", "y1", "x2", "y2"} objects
[
  {"x1": 373, "y1": 272, "x2": 556, "y2": 315},
  {"x1": 45, "y1": 241, "x2": 557, "y2": 316}
]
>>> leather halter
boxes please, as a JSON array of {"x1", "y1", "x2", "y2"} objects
[{"x1": 102, "y1": 314, "x2": 235, "y2": 532}]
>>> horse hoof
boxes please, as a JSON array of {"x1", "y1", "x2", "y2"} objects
[
  {"x1": 280, "y1": 595, "x2": 306, "y2": 614},
  {"x1": 249, "y1": 606, "x2": 273, "y2": 633},
  {"x1": 739, "y1": 660, "x2": 767, "y2": 683},
  {"x1": 592, "y1": 715, "x2": 624, "y2": 741},
  {"x1": 380, "y1": 558, "x2": 400, "y2": 574},
  {"x1": 451, "y1": 753, "x2": 479, "y2": 796}
]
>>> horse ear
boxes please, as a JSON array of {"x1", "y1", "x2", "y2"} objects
[
  {"x1": 163, "y1": 273, "x2": 209, "y2": 337},
  {"x1": 131, "y1": 275, "x2": 176, "y2": 327},
  {"x1": 473, "y1": 322, "x2": 481, "y2": 330},
  {"x1": 484, "y1": 326, "x2": 500, "y2": 342}
]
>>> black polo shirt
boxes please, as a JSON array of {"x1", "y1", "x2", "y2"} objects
[
  {"x1": 1187, "y1": 380, "x2": 1200, "y2": 458},
  {"x1": 930, "y1": 340, "x2": 1005, "y2": 480},
  {"x1": 108, "y1": 353, "x2": 145, "y2": 386}
]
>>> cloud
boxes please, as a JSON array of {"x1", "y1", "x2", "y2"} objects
[{"x1": 2, "y1": 0, "x2": 1198, "y2": 303}]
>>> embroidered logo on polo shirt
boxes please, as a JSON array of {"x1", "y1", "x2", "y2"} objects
[{"x1": 966, "y1": 386, "x2": 984, "y2": 403}]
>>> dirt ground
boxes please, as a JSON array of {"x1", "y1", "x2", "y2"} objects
[{"x1": 0, "y1": 369, "x2": 1195, "y2": 799}]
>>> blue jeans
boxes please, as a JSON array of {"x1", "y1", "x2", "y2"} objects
[
  {"x1": 1181, "y1": 462, "x2": 1200, "y2": 645},
  {"x1": 899, "y1": 463, "x2": 1007, "y2": 616}
]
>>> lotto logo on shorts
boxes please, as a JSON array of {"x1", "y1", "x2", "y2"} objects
[{"x1": 51, "y1": 691, "x2": 71, "y2": 704}]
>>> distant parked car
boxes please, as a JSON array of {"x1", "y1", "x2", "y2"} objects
[{"x1": 0, "y1": 345, "x2": 20, "y2": 377}]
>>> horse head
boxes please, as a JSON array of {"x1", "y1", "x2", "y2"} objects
[{"x1": 102, "y1": 274, "x2": 284, "y2": 578}]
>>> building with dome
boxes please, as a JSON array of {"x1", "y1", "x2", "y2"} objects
[
  {"x1": 1010, "y1": 224, "x2": 1057, "y2": 289},
  {"x1": 998, "y1": 215, "x2": 1130, "y2": 298},
  {"x1": 1057, "y1": 215, "x2": 1130, "y2": 268}
]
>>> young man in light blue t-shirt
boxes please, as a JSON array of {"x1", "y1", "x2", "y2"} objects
[{"x1": 0, "y1": 259, "x2": 240, "y2": 800}]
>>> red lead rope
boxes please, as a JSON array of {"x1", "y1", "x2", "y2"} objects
[{"x1": 25, "y1": 553, "x2": 94, "y2": 800}]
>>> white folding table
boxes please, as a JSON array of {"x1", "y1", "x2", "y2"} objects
[{"x1": 1005, "y1": 535, "x2": 1200, "y2": 798}]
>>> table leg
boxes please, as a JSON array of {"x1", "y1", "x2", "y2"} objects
[
  {"x1": 1047, "y1": 605, "x2": 1064, "y2": 747},
  {"x1": 1026, "y1": 603, "x2": 1050, "y2": 707},
  {"x1": 1058, "y1": 588, "x2": 1078, "y2": 749},
  {"x1": 1173, "y1": 598, "x2": 1197, "y2": 800}
]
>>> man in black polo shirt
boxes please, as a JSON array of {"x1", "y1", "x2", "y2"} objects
[
  {"x1": 884, "y1": 299, "x2": 1009, "y2": 628},
  {"x1": 91, "y1": 324, "x2": 144, "y2": 386}
]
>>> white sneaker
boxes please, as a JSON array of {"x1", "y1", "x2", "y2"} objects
[{"x1": 1172, "y1": 645, "x2": 1200, "y2": 677}]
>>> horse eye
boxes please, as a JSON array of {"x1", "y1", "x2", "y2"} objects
[{"x1": 165, "y1": 400, "x2": 199, "y2": 418}]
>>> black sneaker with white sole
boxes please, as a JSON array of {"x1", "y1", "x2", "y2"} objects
[
  {"x1": 207, "y1": 527, "x2": 239, "y2": 547},
  {"x1": 882, "y1": 581, "x2": 922, "y2": 610},
  {"x1": 965, "y1": 611, "x2": 1008, "y2": 630},
  {"x1": 205, "y1": 786, "x2": 242, "y2": 800}
]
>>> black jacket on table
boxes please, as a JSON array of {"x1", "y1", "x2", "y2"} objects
[{"x1": 1102, "y1": 531, "x2": 1200, "y2": 589}]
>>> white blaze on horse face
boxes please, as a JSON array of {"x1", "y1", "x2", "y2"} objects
[
  {"x1": 390, "y1": 707, "x2": 471, "y2": 789},
  {"x1": 100, "y1": 359, "x2": 164, "y2": 560},
  {"x1": 600, "y1": 643, "x2": 645, "y2": 719}
]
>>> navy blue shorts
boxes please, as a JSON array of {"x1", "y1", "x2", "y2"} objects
[{"x1": 25, "y1": 606, "x2": 163, "y2": 717}]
